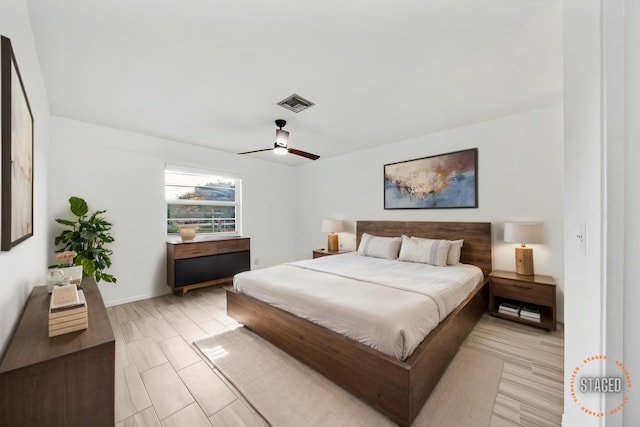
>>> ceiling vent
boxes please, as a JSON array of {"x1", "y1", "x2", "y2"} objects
[{"x1": 277, "y1": 94, "x2": 315, "y2": 113}]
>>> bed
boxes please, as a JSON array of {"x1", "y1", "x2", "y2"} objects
[{"x1": 226, "y1": 221, "x2": 492, "y2": 426}]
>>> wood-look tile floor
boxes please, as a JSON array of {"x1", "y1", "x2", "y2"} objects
[
  {"x1": 463, "y1": 315, "x2": 564, "y2": 426},
  {"x1": 109, "y1": 287, "x2": 564, "y2": 427}
]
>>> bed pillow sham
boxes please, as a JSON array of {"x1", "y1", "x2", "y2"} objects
[
  {"x1": 398, "y1": 235, "x2": 451, "y2": 267},
  {"x1": 358, "y1": 233, "x2": 402, "y2": 260},
  {"x1": 447, "y1": 239, "x2": 464, "y2": 265}
]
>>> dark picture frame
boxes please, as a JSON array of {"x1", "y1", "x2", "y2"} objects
[
  {"x1": 384, "y1": 148, "x2": 478, "y2": 209},
  {"x1": 1, "y1": 36, "x2": 34, "y2": 251}
]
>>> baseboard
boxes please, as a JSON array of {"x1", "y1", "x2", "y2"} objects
[{"x1": 103, "y1": 289, "x2": 171, "y2": 307}]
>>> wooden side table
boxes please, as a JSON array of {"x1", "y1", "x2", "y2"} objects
[
  {"x1": 312, "y1": 249, "x2": 351, "y2": 259},
  {"x1": 489, "y1": 270, "x2": 556, "y2": 330}
]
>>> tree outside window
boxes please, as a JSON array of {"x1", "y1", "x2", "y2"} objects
[{"x1": 165, "y1": 168, "x2": 241, "y2": 236}]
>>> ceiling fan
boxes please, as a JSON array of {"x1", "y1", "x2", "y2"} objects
[{"x1": 239, "y1": 119, "x2": 320, "y2": 160}]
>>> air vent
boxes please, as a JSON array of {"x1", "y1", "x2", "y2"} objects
[{"x1": 277, "y1": 94, "x2": 315, "y2": 113}]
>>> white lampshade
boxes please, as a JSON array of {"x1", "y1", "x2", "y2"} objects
[
  {"x1": 321, "y1": 219, "x2": 345, "y2": 233},
  {"x1": 504, "y1": 222, "x2": 544, "y2": 245}
]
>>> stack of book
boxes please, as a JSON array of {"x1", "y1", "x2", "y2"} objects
[
  {"x1": 49, "y1": 285, "x2": 88, "y2": 337},
  {"x1": 519, "y1": 306, "x2": 541, "y2": 323},
  {"x1": 498, "y1": 302, "x2": 520, "y2": 317}
]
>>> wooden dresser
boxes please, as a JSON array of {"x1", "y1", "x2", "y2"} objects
[
  {"x1": 167, "y1": 236, "x2": 250, "y2": 295},
  {"x1": 0, "y1": 278, "x2": 115, "y2": 427}
]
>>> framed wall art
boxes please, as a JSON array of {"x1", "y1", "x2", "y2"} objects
[
  {"x1": 1, "y1": 36, "x2": 34, "y2": 251},
  {"x1": 384, "y1": 148, "x2": 478, "y2": 209}
]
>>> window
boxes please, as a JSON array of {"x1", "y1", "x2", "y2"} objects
[{"x1": 165, "y1": 165, "x2": 241, "y2": 236}]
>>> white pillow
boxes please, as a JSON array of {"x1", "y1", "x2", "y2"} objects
[
  {"x1": 447, "y1": 240, "x2": 464, "y2": 265},
  {"x1": 358, "y1": 233, "x2": 402, "y2": 260},
  {"x1": 398, "y1": 236, "x2": 451, "y2": 267}
]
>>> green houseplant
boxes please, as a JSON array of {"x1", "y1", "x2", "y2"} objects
[{"x1": 53, "y1": 196, "x2": 117, "y2": 283}]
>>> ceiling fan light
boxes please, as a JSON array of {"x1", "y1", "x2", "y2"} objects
[
  {"x1": 273, "y1": 145, "x2": 288, "y2": 155},
  {"x1": 275, "y1": 129, "x2": 289, "y2": 145}
]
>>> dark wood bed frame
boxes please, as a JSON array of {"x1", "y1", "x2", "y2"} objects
[{"x1": 226, "y1": 221, "x2": 492, "y2": 426}]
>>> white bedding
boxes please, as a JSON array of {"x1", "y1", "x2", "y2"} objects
[{"x1": 233, "y1": 252, "x2": 483, "y2": 361}]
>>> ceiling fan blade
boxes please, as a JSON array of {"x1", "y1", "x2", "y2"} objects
[
  {"x1": 238, "y1": 148, "x2": 274, "y2": 155},
  {"x1": 288, "y1": 147, "x2": 320, "y2": 160}
]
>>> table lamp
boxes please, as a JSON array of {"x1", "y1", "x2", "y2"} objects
[
  {"x1": 322, "y1": 219, "x2": 345, "y2": 252},
  {"x1": 504, "y1": 222, "x2": 544, "y2": 276}
]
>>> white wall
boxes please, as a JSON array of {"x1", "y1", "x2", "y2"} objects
[
  {"x1": 47, "y1": 117, "x2": 297, "y2": 306},
  {"x1": 563, "y1": 2, "x2": 605, "y2": 424},
  {"x1": 602, "y1": 0, "x2": 626, "y2": 425},
  {"x1": 293, "y1": 104, "x2": 565, "y2": 320},
  {"x1": 623, "y1": 0, "x2": 640, "y2": 423},
  {"x1": 563, "y1": 0, "x2": 638, "y2": 424},
  {"x1": 0, "y1": 0, "x2": 51, "y2": 355}
]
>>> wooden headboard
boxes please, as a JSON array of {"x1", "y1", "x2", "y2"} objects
[{"x1": 356, "y1": 221, "x2": 492, "y2": 277}]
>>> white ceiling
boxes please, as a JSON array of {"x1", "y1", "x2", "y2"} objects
[{"x1": 26, "y1": 0, "x2": 562, "y2": 165}]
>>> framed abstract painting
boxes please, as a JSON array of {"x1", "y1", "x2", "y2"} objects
[
  {"x1": 384, "y1": 148, "x2": 478, "y2": 209},
  {"x1": 1, "y1": 36, "x2": 34, "y2": 250}
]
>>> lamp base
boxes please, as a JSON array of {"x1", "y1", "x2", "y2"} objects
[
  {"x1": 328, "y1": 233, "x2": 339, "y2": 252},
  {"x1": 515, "y1": 247, "x2": 534, "y2": 276}
]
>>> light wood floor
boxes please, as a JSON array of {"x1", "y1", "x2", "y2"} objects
[
  {"x1": 108, "y1": 286, "x2": 564, "y2": 427},
  {"x1": 463, "y1": 314, "x2": 564, "y2": 426}
]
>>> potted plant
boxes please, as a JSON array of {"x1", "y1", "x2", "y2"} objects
[{"x1": 52, "y1": 196, "x2": 117, "y2": 283}]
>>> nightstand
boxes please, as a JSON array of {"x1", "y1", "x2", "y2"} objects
[
  {"x1": 489, "y1": 270, "x2": 556, "y2": 330},
  {"x1": 312, "y1": 249, "x2": 351, "y2": 259}
]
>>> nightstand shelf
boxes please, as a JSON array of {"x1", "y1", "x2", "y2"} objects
[
  {"x1": 312, "y1": 249, "x2": 351, "y2": 259},
  {"x1": 489, "y1": 270, "x2": 556, "y2": 331}
]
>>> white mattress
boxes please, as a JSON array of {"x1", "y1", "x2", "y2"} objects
[{"x1": 233, "y1": 252, "x2": 483, "y2": 361}]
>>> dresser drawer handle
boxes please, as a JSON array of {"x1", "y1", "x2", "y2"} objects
[
  {"x1": 190, "y1": 251, "x2": 204, "y2": 255},
  {"x1": 514, "y1": 284, "x2": 532, "y2": 290}
]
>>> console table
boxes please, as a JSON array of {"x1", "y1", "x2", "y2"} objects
[
  {"x1": 0, "y1": 278, "x2": 115, "y2": 427},
  {"x1": 167, "y1": 236, "x2": 250, "y2": 295}
]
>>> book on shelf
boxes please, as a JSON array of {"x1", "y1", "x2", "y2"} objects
[
  {"x1": 499, "y1": 310, "x2": 519, "y2": 317},
  {"x1": 498, "y1": 302, "x2": 520, "y2": 316},
  {"x1": 520, "y1": 306, "x2": 540, "y2": 315},
  {"x1": 499, "y1": 302, "x2": 520, "y2": 311},
  {"x1": 520, "y1": 311, "x2": 541, "y2": 318},
  {"x1": 519, "y1": 306, "x2": 541, "y2": 322},
  {"x1": 520, "y1": 314, "x2": 541, "y2": 323}
]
